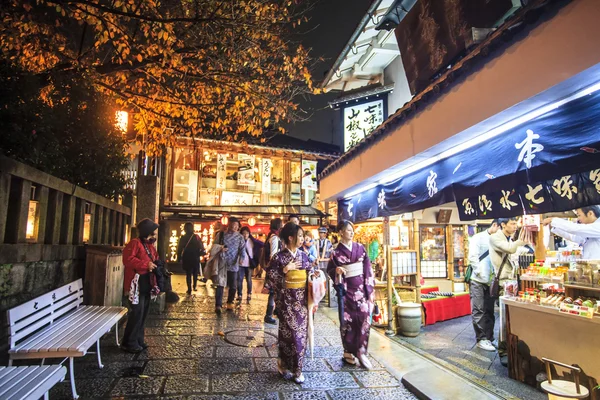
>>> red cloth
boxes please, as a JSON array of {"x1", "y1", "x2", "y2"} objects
[
  {"x1": 123, "y1": 238, "x2": 159, "y2": 295},
  {"x1": 421, "y1": 286, "x2": 439, "y2": 294},
  {"x1": 422, "y1": 294, "x2": 471, "y2": 326}
]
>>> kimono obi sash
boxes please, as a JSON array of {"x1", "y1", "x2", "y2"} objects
[
  {"x1": 343, "y1": 262, "x2": 363, "y2": 278},
  {"x1": 285, "y1": 269, "x2": 308, "y2": 289}
]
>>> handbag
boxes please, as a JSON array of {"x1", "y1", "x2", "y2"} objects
[
  {"x1": 490, "y1": 254, "x2": 509, "y2": 298},
  {"x1": 464, "y1": 250, "x2": 489, "y2": 284},
  {"x1": 246, "y1": 246, "x2": 257, "y2": 269}
]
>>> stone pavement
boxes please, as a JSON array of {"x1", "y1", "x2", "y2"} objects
[{"x1": 45, "y1": 275, "x2": 417, "y2": 400}]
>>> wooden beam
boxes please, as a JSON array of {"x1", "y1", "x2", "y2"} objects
[
  {"x1": 60, "y1": 195, "x2": 75, "y2": 245},
  {"x1": 36, "y1": 186, "x2": 49, "y2": 244},
  {"x1": 0, "y1": 173, "x2": 11, "y2": 243},
  {"x1": 45, "y1": 190, "x2": 63, "y2": 245},
  {"x1": 5, "y1": 178, "x2": 31, "y2": 244}
]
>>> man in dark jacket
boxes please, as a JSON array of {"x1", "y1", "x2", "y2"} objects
[{"x1": 177, "y1": 222, "x2": 206, "y2": 294}]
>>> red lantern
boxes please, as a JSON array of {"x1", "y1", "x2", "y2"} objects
[
  {"x1": 248, "y1": 217, "x2": 256, "y2": 227},
  {"x1": 221, "y1": 216, "x2": 229, "y2": 226}
]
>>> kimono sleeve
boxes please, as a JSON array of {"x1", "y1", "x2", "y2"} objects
[
  {"x1": 327, "y1": 250, "x2": 338, "y2": 281},
  {"x1": 264, "y1": 254, "x2": 281, "y2": 292},
  {"x1": 361, "y1": 244, "x2": 374, "y2": 300}
]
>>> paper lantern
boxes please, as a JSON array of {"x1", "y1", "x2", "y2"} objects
[
  {"x1": 221, "y1": 216, "x2": 229, "y2": 225},
  {"x1": 248, "y1": 217, "x2": 256, "y2": 227}
]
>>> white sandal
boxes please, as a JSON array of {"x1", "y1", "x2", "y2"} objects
[{"x1": 358, "y1": 354, "x2": 373, "y2": 370}]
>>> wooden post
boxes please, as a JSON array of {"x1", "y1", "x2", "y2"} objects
[
  {"x1": 385, "y1": 244, "x2": 394, "y2": 335},
  {"x1": 36, "y1": 186, "x2": 50, "y2": 244},
  {"x1": 116, "y1": 212, "x2": 123, "y2": 246},
  {"x1": 45, "y1": 190, "x2": 63, "y2": 245},
  {"x1": 95, "y1": 206, "x2": 104, "y2": 244},
  {"x1": 0, "y1": 173, "x2": 11, "y2": 243},
  {"x1": 446, "y1": 225, "x2": 454, "y2": 281},
  {"x1": 60, "y1": 194, "x2": 75, "y2": 245},
  {"x1": 413, "y1": 219, "x2": 422, "y2": 303},
  {"x1": 109, "y1": 209, "x2": 117, "y2": 245},
  {"x1": 73, "y1": 198, "x2": 85, "y2": 245},
  {"x1": 5, "y1": 178, "x2": 31, "y2": 244},
  {"x1": 103, "y1": 209, "x2": 111, "y2": 244},
  {"x1": 88, "y1": 203, "x2": 97, "y2": 244}
]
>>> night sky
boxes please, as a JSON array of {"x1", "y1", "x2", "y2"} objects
[{"x1": 285, "y1": 0, "x2": 372, "y2": 149}]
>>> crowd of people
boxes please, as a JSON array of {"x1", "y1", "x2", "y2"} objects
[{"x1": 120, "y1": 215, "x2": 375, "y2": 383}]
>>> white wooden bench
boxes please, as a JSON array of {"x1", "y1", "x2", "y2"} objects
[
  {"x1": 7, "y1": 279, "x2": 127, "y2": 399},
  {"x1": 0, "y1": 365, "x2": 66, "y2": 400}
]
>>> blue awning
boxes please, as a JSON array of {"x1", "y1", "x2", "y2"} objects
[{"x1": 338, "y1": 88, "x2": 600, "y2": 223}]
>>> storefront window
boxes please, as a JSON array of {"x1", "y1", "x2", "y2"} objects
[
  {"x1": 290, "y1": 161, "x2": 301, "y2": 205},
  {"x1": 420, "y1": 225, "x2": 448, "y2": 278},
  {"x1": 270, "y1": 159, "x2": 284, "y2": 204},
  {"x1": 172, "y1": 147, "x2": 199, "y2": 205}
]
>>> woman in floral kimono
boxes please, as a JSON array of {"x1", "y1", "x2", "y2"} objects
[
  {"x1": 264, "y1": 222, "x2": 318, "y2": 384},
  {"x1": 327, "y1": 220, "x2": 375, "y2": 369}
]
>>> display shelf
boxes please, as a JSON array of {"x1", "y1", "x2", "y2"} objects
[
  {"x1": 520, "y1": 276, "x2": 564, "y2": 283},
  {"x1": 502, "y1": 297, "x2": 600, "y2": 325},
  {"x1": 564, "y1": 284, "x2": 600, "y2": 292}
]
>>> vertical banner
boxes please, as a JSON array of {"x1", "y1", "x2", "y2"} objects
[
  {"x1": 301, "y1": 160, "x2": 318, "y2": 191},
  {"x1": 216, "y1": 153, "x2": 227, "y2": 190},
  {"x1": 261, "y1": 158, "x2": 272, "y2": 193},
  {"x1": 238, "y1": 154, "x2": 255, "y2": 185}
]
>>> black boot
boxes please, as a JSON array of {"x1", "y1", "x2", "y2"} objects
[{"x1": 264, "y1": 304, "x2": 276, "y2": 324}]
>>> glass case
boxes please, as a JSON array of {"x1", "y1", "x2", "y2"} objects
[
  {"x1": 420, "y1": 225, "x2": 447, "y2": 278},
  {"x1": 452, "y1": 226, "x2": 466, "y2": 279}
]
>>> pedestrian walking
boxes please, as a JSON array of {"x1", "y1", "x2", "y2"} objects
[
  {"x1": 468, "y1": 220, "x2": 499, "y2": 352},
  {"x1": 219, "y1": 217, "x2": 245, "y2": 311},
  {"x1": 238, "y1": 226, "x2": 264, "y2": 304},
  {"x1": 262, "y1": 218, "x2": 283, "y2": 324},
  {"x1": 177, "y1": 222, "x2": 206, "y2": 294},
  {"x1": 301, "y1": 231, "x2": 318, "y2": 265},
  {"x1": 121, "y1": 218, "x2": 161, "y2": 353},
  {"x1": 263, "y1": 222, "x2": 318, "y2": 384},
  {"x1": 327, "y1": 220, "x2": 374, "y2": 369}
]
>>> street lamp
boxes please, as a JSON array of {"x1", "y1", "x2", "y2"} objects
[{"x1": 115, "y1": 111, "x2": 128, "y2": 134}]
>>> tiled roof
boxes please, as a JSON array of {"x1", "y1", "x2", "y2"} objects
[{"x1": 319, "y1": 0, "x2": 559, "y2": 179}]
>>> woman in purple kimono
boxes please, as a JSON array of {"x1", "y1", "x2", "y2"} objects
[
  {"x1": 327, "y1": 220, "x2": 375, "y2": 369},
  {"x1": 264, "y1": 222, "x2": 317, "y2": 384}
]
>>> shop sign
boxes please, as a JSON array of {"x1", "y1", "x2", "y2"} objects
[
  {"x1": 301, "y1": 160, "x2": 318, "y2": 191},
  {"x1": 261, "y1": 158, "x2": 272, "y2": 193},
  {"x1": 238, "y1": 154, "x2": 255, "y2": 186},
  {"x1": 216, "y1": 153, "x2": 227, "y2": 190},
  {"x1": 221, "y1": 191, "x2": 259, "y2": 206},
  {"x1": 343, "y1": 99, "x2": 384, "y2": 152}
]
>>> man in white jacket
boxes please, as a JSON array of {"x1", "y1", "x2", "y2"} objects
[
  {"x1": 542, "y1": 205, "x2": 600, "y2": 259},
  {"x1": 468, "y1": 220, "x2": 499, "y2": 352}
]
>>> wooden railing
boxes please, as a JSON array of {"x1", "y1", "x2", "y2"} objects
[{"x1": 0, "y1": 156, "x2": 131, "y2": 251}]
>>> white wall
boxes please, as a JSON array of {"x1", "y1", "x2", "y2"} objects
[{"x1": 384, "y1": 56, "x2": 413, "y2": 116}]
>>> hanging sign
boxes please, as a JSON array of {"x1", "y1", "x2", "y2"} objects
[
  {"x1": 238, "y1": 154, "x2": 255, "y2": 186},
  {"x1": 301, "y1": 160, "x2": 318, "y2": 191},
  {"x1": 343, "y1": 99, "x2": 385, "y2": 152},
  {"x1": 221, "y1": 191, "x2": 255, "y2": 206},
  {"x1": 216, "y1": 153, "x2": 227, "y2": 190},
  {"x1": 261, "y1": 158, "x2": 272, "y2": 193}
]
